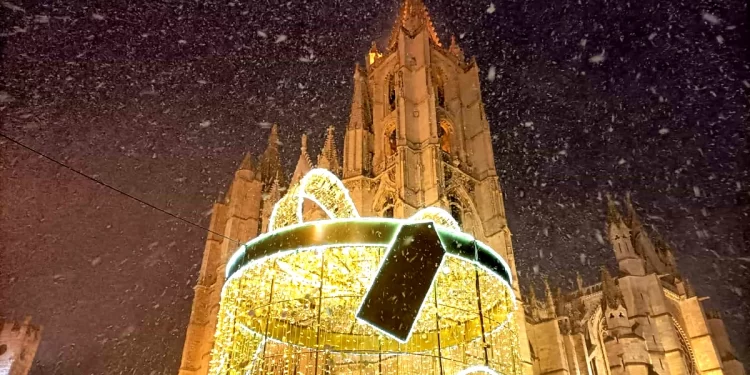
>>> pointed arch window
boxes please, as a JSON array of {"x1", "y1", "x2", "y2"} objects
[
  {"x1": 438, "y1": 121, "x2": 452, "y2": 155},
  {"x1": 388, "y1": 128, "x2": 397, "y2": 156},
  {"x1": 382, "y1": 196, "x2": 394, "y2": 218},
  {"x1": 432, "y1": 69, "x2": 446, "y2": 109},
  {"x1": 383, "y1": 205, "x2": 394, "y2": 218},
  {"x1": 387, "y1": 74, "x2": 397, "y2": 112},
  {"x1": 448, "y1": 194, "x2": 463, "y2": 227},
  {"x1": 437, "y1": 85, "x2": 445, "y2": 108}
]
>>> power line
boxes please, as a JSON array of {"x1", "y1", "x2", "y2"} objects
[{"x1": 0, "y1": 132, "x2": 240, "y2": 245}]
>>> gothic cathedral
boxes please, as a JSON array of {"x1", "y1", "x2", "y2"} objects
[{"x1": 177, "y1": 1, "x2": 746, "y2": 375}]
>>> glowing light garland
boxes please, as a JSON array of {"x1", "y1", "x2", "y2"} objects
[{"x1": 209, "y1": 169, "x2": 522, "y2": 375}]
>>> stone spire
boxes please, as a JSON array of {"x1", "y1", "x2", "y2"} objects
[
  {"x1": 225, "y1": 152, "x2": 262, "y2": 203},
  {"x1": 606, "y1": 193, "x2": 623, "y2": 225},
  {"x1": 343, "y1": 64, "x2": 372, "y2": 178},
  {"x1": 261, "y1": 173, "x2": 282, "y2": 233},
  {"x1": 348, "y1": 64, "x2": 371, "y2": 130},
  {"x1": 543, "y1": 277, "x2": 556, "y2": 317},
  {"x1": 388, "y1": 0, "x2": 441, "y2": 49},
  {"x1": 624, "y1": 192, "x2": 643, "y2": 232},
  {"x1": 291, "y1": 134, "x2": 313, "y2": 185},
  {"x1": 606, "y1": 194, "x2": 645, "y2": 276},
  {"x1": 317, "y1": 126, "x2": 341, "y2": 176},
  {"x1": 625, "y1": 192, "x2": 669, "y2": 274},
  {"x1": 268, "y1": 173, "x2": 281, "y2": 202},
  {"x1": 528, "y1": 283, "x2": 540, "y2": 320},
  {"x1": 570, "y1": 297, "x2": 587, "y2": 334},
  {"x1": 238, "y1": 152, "x2": 262, "y2": 180},
  {"x1": 239, "y1": 151, "x2": 253, "y2": 171},
  {"x1": 576, "y1": 272, "x2": 584, "y2": 293},
  {"x1": 259, "y1": 124, "x2": 286, "y2": 189},
  {"x1": 664, "y1": 247, "x2": 678, "y2": 275},
  {"x1": 655, "y1": 236, "x2": 680, "y2": 276},
  {"x1": 600, "y1": 267, "x2": 625, "y2": 311},
  {"x1": 554, "y1": 286, "x2": 565, "y2": 317},
  {"x1": 448, "y1": 35, "x2": 466, "y2": 62}
]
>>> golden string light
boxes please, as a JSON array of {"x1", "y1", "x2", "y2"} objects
[{"x1": 209, "y1": 169, "x2": 522, "y2": 375}]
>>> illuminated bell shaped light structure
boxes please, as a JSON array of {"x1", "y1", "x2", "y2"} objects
[{"x1": 209, "y1": 169, "x2": 522, "y2": 375}]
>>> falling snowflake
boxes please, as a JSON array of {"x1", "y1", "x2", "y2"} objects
[
  {"x1": 257, "y1": 30, "x2": 268, "y2": 38},
  {"x1": 594, "y1": 230, "x2": 605, "y2": 245},
  {"x1": 659, "y1": 128, "x2": 670, "y2": 135},
  {"x1": 702, "y1": 12, "x2": 721, "y2": 25},
  {"x1": 589, "y1": 49, "x2": 606, "y2": 64},
  {"x1": 0, "y1": 91, "x2": 14, "y2": 103},
  {"x1": 2, "y1": 1, "x2": 25, "y2": 12},
  {"x1": 92, "y1": 13, "x2": 105, "y2": 20},
  {"x1": 275, "y1": 34, "x2": 287, "y2": 43},
  {"x1": 487, "y1": 65, "x2": 496, "y2": 82},
  {"x1": 120, "y1": 326, "x2": 136, "y2": 338},
  {"x1": 486, "y1": 3, "x2": 496, "y2": 13}
]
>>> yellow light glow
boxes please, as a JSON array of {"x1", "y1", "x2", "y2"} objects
[
  {"x1": 209, "y1": 169, "x2": 522, "y2": 375},
  {"x1": 368, "y1": 52, "x2": 382, "y2": 65}
]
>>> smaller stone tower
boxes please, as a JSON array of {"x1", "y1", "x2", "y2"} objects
[
  {"x1": 0, "y1": 317, "x2": 42, "y2": 375},
  {"x1": 178, "y1": 147, "x2": 264, "y2": 375},
  {"x1": 600, "y1": 268, "x2": 652, "y2": 375},
  {"x1": 606, "y1": 195, "x2": 645, "y2": 276}
]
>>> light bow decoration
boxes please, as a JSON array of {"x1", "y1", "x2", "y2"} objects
[{"x1": 210, "y1": 169, "x2": 522, "y2": 375}]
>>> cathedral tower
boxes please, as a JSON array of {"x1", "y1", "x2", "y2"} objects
[
  {"x1": 178, "y1": 137, "x2": 266, "y2": 375},
  {"x1": 341, "y1": 0, "x2": 518, "y2": 291},
  {"x1": 341, "y1": 1, "x2": 532, "y2": 372}
]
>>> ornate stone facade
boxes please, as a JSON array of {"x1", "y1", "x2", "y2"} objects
[
  {"x1": 177, "y1": 1, "x2": 746, "y2": 375},
  {"x1": 0, "y1": 317, "x2": 42, "y2": 375}
]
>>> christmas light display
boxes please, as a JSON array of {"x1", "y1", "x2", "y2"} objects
[{"x1": 209, "y1": 169, "x2": 522, "y2": 375}]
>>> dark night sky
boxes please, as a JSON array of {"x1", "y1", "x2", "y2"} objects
[{"x1": 1, "y1": 0, "x2": 748, "y2": 374}]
